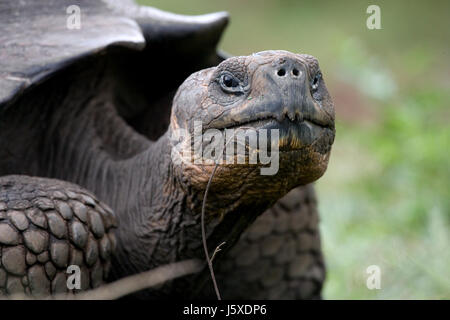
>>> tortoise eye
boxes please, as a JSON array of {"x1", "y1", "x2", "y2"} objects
[
  {"x1": 221, "y1": 74, "x2": 239, "y2": 88},
  {"x1": 219, "y1": 73, "x2": 242, "y2": 93}
]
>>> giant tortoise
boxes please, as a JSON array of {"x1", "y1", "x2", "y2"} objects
[{"x1": 0, "y1": 0, "x2": 335, "y2": 299}]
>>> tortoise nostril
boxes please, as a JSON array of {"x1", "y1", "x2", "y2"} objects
[
  {"x1": 292, "y1": 68, "x2": 299, "y2": 76},
  {"x1": 277, "y1": 68, "x2": 286, "y2": 77}
]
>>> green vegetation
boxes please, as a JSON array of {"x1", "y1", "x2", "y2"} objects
[
  {"x1": 139, "y1": 0, "x2": 450, "y2": 299},
  {"x1": 320, "y1": 89, "x2": 450, "y2": 299}
]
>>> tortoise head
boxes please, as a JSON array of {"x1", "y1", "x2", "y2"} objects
[{"x1": 168, "y1": 51, "x2": 335, "y2": 209}]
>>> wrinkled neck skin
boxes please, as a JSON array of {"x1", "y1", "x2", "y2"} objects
[
  {"x1": 105, "y1": 135, "x2": 186, "y2": 279},
  {"x1": 107, "y1": 132, "x2": 281, "y2": 286},
  {"x1": 50, "y1": 102, "x2": 258, "y2": 284}
]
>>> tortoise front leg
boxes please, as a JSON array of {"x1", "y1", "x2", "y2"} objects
[
  {"x1": 208, "y1": 185, "x2": 326, "y2": 300},
  {"x1": 0, "y1": 175, "x2": 117, "y2": 297}
]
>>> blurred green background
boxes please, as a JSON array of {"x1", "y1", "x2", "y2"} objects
[{"x1": 139, "y1": 0, "x2": 450, "y2": 299}]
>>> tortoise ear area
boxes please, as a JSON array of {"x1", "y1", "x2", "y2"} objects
[{"x1": 171, "y1": 70, "x2": 212, "y2": 128}]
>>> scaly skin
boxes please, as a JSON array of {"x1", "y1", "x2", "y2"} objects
[
  {"x1": 0, "y1": 51, "x2": 334, "y2": 298},
  {"x1": 0, "y1": 175, "x2": 116, "y2": 296}
]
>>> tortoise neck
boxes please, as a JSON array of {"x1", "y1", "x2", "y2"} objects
[
  {"x1": 107, "y1": 133, "x2": 194, "y2": 279},
  {"x1": 108, "y1": 132, "x2": 270, "y2": 295}
]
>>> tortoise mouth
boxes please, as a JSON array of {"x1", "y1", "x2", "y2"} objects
[
  {"x1": 207, "y1": 115, "x2": 334, "y2": 151},
  {"x1": 215, "y1": 112, "x2": 333, "y2": 131},
  {"x1": 221, "y1": 115, "x2": 331, "y2": 130}
]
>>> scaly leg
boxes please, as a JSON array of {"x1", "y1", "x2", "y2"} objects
[{"x1": 0, "y1": 175, "x2": 117, "y2": 297}]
